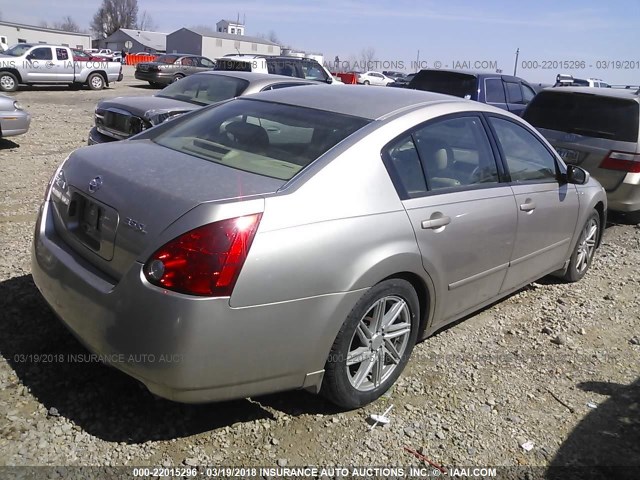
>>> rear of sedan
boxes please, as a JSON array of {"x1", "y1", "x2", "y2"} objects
[
  {"x1": 0, "y1": 95, "x2": 30, "y2": 138},
  {"x1": 524, "y1": 88, "x2": 640, "y2": 217},
  {"x1": 32, "y1": 90, "x2": 383, "y2": 403},
  {"x1": 134, "y1": 54, "x2": 187, "y2": 86}
]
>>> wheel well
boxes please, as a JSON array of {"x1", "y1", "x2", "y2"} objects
[
  {"x1": 382, "y1": 272, "x2": 431, "y2": 337},
  {"x1": 88, "y1": 71, "x2": 108, "y2": 85},
  {"x1": 594, "y1": 201, "x2": 605, "y2": 247},
  {"x1": 0, "y1": 68, "x2": 22, "y2": 83}
]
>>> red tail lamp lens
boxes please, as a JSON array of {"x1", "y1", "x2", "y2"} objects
[{"x1": 144, "y1": 213, "x2": 262, "y2": 296}]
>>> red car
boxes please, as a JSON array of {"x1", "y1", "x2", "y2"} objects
[{"x1": 72, "y1": 49, "x2": 110, "y2": 62}]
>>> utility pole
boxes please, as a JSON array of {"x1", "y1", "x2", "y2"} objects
[
  {"x1": 416, "y1": 49, "x2": 420, "y2": 72},
  {"x1": 513, "y1": 48, "x2": 520, "y2": 76}
]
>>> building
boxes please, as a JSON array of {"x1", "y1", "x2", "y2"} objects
[
  {"x1": 166, "y1": 28, "x2": 281, "y2": 59},
  {"x1": 98, "y1": 28, "x2": 167, "y2": 54},
  {"x1": 0, "y1": 20, "x2": 91, "y2": 50},
  {"x1": 216, "y1": 20, "x2": 244, "y2": 36}
]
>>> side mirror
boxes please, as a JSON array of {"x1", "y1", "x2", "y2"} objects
[
  {"x1": 26, "y1": 54, "x2": 35, "y2": 61},
  {"x1": 566, "y1": 165, "x2": 590, "y2": 185}
]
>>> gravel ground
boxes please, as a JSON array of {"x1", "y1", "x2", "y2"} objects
[{"x1": 0, "y1": 66, "x2": 639, "y2": 478}]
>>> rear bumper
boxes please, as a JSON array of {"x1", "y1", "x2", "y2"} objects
[
  {"x1": 0, "y1": 111, "x2": 31, "y2": 137},
  {"x1": 134, "y1": 71, "x2": 172, "y2": 85},
  {"x1": 607, "y1": 173, "x2": 640, "y2": 212},
  {"x1": 31, "y1": 200, "x2": 361, "y2": 403}
]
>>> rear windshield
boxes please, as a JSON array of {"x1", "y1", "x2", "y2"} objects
[
  {"x1": 408, "y1": 71, "x2": 477, "y2": 99},
  {"x1": 156, "y1": 74, "x2": 249, "y2": 106},
  {"x1": 524, "y1": 91, "x2": 640, "y2": 142},
  {"x1": 215, "y1": 59, "x2": 252, "y2": 72},
  {"x1": 152, "y1": 99, "x2": 370, "y2": 180},
  {"x1": 154, "y1": 55, "x2": 180, "y2": 64}
]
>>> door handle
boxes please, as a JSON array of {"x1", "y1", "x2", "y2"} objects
[
  {"x1": 421, "y1": 215, "x2": 451, "y2": 229},
  {"x1": 519, "y1": 201, "x2": 536, "y2": 212}
]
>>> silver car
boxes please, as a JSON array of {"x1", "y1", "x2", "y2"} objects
[
  {"x1": 32, "y1": 86, "x2": 606, "y2": 408},
  {"x1": 524, "y1": 87, "x2": 640, "y2": 222},
  {"x1": 0, "y1": 93, "x2": 30, "y2": 138},
  {"x1": 89, "y1": 71, "x2": 314, "y2": 144}
]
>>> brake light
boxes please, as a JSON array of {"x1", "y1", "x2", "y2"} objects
[
  {"x1": 600, "y1": 151, "x2": 640, "y2": 173},
  {"x1": 144, "y1": 214, "x2": 262, "y2": 296}
]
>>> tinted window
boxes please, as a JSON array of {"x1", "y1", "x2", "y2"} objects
[
  {"x1": 156, "y1": 74, "x2": 249, "y2": 106},
  {"x1": 490, "y1": 117, "x2": 557, "y2": 182},
  {"x1": 409, "y1": 71, "x2": 477, "y2": 99},
  {"x1": 414, "y1": 116, "x2": 500, "y2": 190},
  {"x1": 302, "y1": 61, "x2": 329, "y2": 82},
  {"x1": 524, "y1": 91, "x2": 640, "y2": 142},
  {"x1": 56, "y1": 48, "x2": 69, "y2": 60},
  {"x1": 266, "y1": 59, "x2": 302, "y2": 78},
  {"x1": 485, "y1": 79, "x2": 506, "y2": 103},
  {"x1": 522, "y1": 84, "x2": 536, "y2": 103},
  {"x1": 30, "y1": 47, "x2": 52, "y2": 60},
  {"x1": 153, "y1": 99, "x2": 370, "y2": 180},
  {"x1": 505, "y1": 82, "x2": 523, "y2": 104},
  {"x1": 383, "y1": 135, "x2": 428, "y2": 198},
  {"x1": 154, "y1": 55, "x2": 180, "y2": 64}
]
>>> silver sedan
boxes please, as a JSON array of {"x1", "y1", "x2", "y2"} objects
[
  {"x1": 32, "y1": 86, "x2": 606, "y2": 409},
  {"x1": 0, "y1": 94, "x2": 30, "y2": 138}
]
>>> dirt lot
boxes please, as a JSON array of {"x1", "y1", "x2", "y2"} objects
[{"x1": 0, "y1": 66, "x2": 638, "y2": 478}]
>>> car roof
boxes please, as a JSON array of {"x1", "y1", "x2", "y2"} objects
[
  {"x1": 540, "y1": 86, "x2": 640, "y2": 100},
  {"x1": 194, "y1": 70, "x2": 313, "y2": 85},
  {"x1": 416, "y1": 68, "x2": 529, "y2": 83},
  {"x1": 240, "y1": 84, "x2": 472, "y2": 120}
]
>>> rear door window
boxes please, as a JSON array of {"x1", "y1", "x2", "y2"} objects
[
  {"x1": 409, "y1": 70, "x2": 478, "y2": 99},
  {"x1": 485, "y1": 79, "x2": 506, "y2": 103},
  {"x1": 56, "y1": 48, "x2": 69, "y2": 60},
  {"x1": 382, "y1": 135, "x2": 428, "y2": 198},
  {"x1": 524, "y1": 91, "x2": 640, "y2": 142},
  {"x1": 505, "y1": 82, "x2": 524, "y2": 104},
  {"x1": 522, "y1": 84, "x2": 536, "y2": 103}
]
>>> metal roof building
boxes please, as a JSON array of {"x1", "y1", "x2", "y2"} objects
[
  {"x1": 99, "y1": 29, "x2": 168, "y2": 54},
  {"x1": 0, "y1": 20, "x2": 92, "y2": 50},
  {"x1": 166, "y1": 28, "x2": 281, "y2": 60}
]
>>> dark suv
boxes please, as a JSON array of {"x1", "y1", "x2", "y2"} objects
[{"x1": 407, "y1": 69, "x2": 537, "y2": 116}]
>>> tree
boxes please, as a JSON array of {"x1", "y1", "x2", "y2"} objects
[
  {"x1": 91, "y1": 0, "x2": 139, "y2": 39},
  {"x1": 135, "y1": 10, "x2": 156, "y2": 31},
  {"x1": 359, "y1": 47, "x2": 376, "y2": 71},
  {"x1": 53, "y1": 16, "x2": 82, "y2": 33},
  {"x1": 257, "y1": 30, "x2": 281, "y2": 45}
]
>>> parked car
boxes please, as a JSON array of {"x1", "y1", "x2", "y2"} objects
[
  {"x1": 71, "y1": 49, "x2": 110, "y2": 62},
  {"x1": 407, "y1": 69, "x2": 537, "y2": 115},
  {"x1": 389, "y1": 72, "x2": 416, "y2": 88},
  {"x1": 524, "y1": 87, "x2": 640, "y2": 221},
  {"x1": 0, "y1": 93, "x2": 30, "y2": 138},
  {"x1": 356, "y1": 71, "x2": 395, "y2": 86},
  {"x1": 215, "y1": 55, "x2": 339, "y2": 84},
  {"x1": 135, "y1": 54, "x2": 216, "y2": 87},
  {"x1": 33, "y1": 86, "x2": 606, "y2": 409},
  {"x1": 554, "y1": 74, "x2": 610, "y2": 88},
  {"x1": 383, "y1": 71, "x2": 406, "y2": 81},
  {"x1": 89, "y1": 71, "x2": 314, "y2": 144},
  {"x1": 0, "y1": 44, "x2": 122, "y2": 92}
]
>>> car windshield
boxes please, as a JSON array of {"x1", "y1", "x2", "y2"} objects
[
  {"x1": 156, "y1": 74, "x2": 250, "y2": 106},
  {"x1": 3, "y1": 44, "x2": 33, "y2": 57},
  {"x1": 152, "y1": 98, "x2": 370, "y2": 180},
  {"x1": 524, "y1": 91, "x2": 640, "y2": 142},
  {"x1": 72, "y1": 49, "x2": 89, "y2": 59},
  {"x1": 409, "y1": 71, "x2": 478, "y2": 99},
  {"x1": 154, "y1": 55, "x2": 180, "y2": 64}
]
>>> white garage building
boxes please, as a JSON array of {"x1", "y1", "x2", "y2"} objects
[
  {"x1": 166, "y1": 28, "x2": 281, "y2": 59},
  {"x1": 0, "y1": 21, "x2": 91, "y2": 50}
]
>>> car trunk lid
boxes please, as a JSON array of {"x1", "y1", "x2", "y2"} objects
[{"x1": 49, "y1": 140, "x2": 285, "y2": 281}]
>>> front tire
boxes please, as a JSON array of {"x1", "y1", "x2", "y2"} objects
[
  {"x1": 87, "y1": 73, "x2": 105, "y2": 90},
  {"x1": 363, "y1": 80, "x2": 370, "y2": 85},
  {"x1": 0, "y1": 72, "x2": 19, "y2": 92},
  {"x1": 563, "y1": 210, "x2": 600, "y2": 282},
  {"x1": 172, "y1": 74, "x2": 184, "y2": 83},
  {"x1": 321, "y1": 279, "x2": 420, "y2": 409}
]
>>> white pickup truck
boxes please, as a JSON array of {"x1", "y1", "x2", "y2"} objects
[{"x1": 0, "y1": 44, "x2": 123, "y2": 92}]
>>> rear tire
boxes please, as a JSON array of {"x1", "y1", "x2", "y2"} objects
[
  {"x1": 87, "y1": 73, "x2": 105, "y2": 90},
  {"x1": 0, "y1": 72, "x2": 19, "y2": 92},
  {"x1": 321, "y1": 279, "x2": 419, "y2": 409},
  {"x1": 363, "y1": 80, "x2": 370, "y2": 85},
  {"x1": 563, "y1": 210, "x2": 600, "y2": 282}
]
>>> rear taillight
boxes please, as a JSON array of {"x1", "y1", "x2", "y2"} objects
[
  {"x1": 599, "y1": 151, "x2": 640, "y2": 173},
  {"x1": 144, "y1": 214, "x2": 262, "y2": 296}
]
